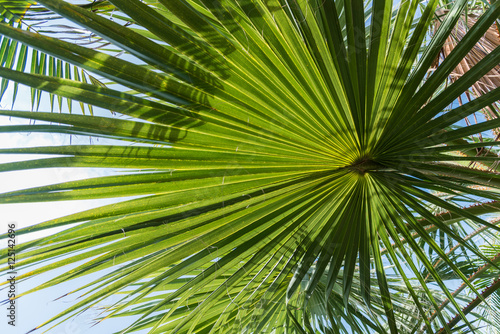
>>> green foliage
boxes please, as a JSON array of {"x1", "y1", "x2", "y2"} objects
[{"x1": 0, "y1": 0, "x2": 500, "y2": 333}]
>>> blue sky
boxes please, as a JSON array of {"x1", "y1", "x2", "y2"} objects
[{"x1": 0, "y1": 84, "x2": 148, "y2": 333}]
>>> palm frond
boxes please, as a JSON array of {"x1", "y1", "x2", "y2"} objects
[{"x1": 0, "y1": 0, "x2": 500, "y2": 333}]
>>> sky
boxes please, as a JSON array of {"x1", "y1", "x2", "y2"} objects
[
  {"x1": 0, "y1": 85, "x2": 147, "y2": 333},
  {"x1": 0, "y1": 6, "x2": 155, "y2": 329}
]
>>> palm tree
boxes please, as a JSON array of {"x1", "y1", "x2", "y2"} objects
[{"x1": 0, "y1": 0, "x2": 500, "y2": 332}]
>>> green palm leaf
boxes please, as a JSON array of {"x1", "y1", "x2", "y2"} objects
[
  {"x1": 0, "y1": 0, "x2": 118, "y2": 113},
  {"x1": 1, "y1": 0, "x2": 500, "y2": 333}
]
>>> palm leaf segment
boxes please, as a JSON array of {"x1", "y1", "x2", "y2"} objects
[
  {"x1": 0, "y1": 0, "x2": 500, "y2": 333},
  {"x1": 0, "y1": 0, "x2": 110, "y2": 113},
  {"x1": 432, "y1": 2, "x2": 500, "y2": 133}
]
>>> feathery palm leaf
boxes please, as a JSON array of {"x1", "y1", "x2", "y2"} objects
[
  {"x1": 1, "y1": 0, "x2": 500, "y2": 333},
  {"x1": 0, "y1": 0, "x2": 116, "y2": 113}
]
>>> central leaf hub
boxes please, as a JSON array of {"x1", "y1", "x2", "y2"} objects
[{"x1": 347, "y1": 157, "x2": 383, "y2": 175}]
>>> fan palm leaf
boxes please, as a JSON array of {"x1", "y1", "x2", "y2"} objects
[
  {"x1": 432, "y1": 1, "x2": 500, "y2": 138},
  {"x1": 0, "y1": 0, "x2": 500, "y2": 333}
]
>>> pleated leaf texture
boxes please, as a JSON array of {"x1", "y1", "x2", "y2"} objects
[{"x1": 1, "y1": 0, "x2": 500, "y2": 333}]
